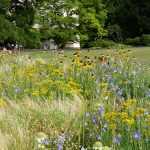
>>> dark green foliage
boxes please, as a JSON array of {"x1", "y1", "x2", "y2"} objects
[
  {"x1": 141, "y1": 34, "x2": 150, "y2": 46},
  {"x1": 105, "y1": 0, "x2": 150, "y2": 41},
  {"x1": 125, "y1": 37, "x2": 142, "y2": 46},
  {"x1": 0, "y1": 0, "x2": 41, "y2": 48},
  {"x1": 0, "y1": 0, "x2": 150, "y2": 48},
  {"x1": 38, "y1": 0, "x2": 79, "y2": 49},
  {"x1": 125, "y1": 34, "x2": 150, "y2": 46},
  {"x1": 92, "y1": 39, "x2": 116, "y2": 48},
  {"x1": 79, "y1": 0, "x2": 107, "y2": 48},
  {"x1": 107, "y1": 24, "x2": 122, "y2": 42}
]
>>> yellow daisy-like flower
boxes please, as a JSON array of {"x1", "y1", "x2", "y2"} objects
[
  {"x1": 132, "y1": 108, "x2": 145, "y2": 117},
  {"x1": 122, "y1": 99, "x2": 136, "y2": 108},
  {"x1": 120, "y1": 112, "x2": 129, "y2": 120},
  {"x1": 68, "y1": 80, "x2": 80, "y2": 92},
  {"x1": 105, "y1": 112, "x2": 118, "y2": 122},
  {"x1": 0, "y1": 98, "x2": 7, "y2": 108},
  {"x1": 123, "y1": 118, "x2": 135, "y2": 126},
  {"x1": 109, "y1": 123, "x2": 117, "y2": 130}
]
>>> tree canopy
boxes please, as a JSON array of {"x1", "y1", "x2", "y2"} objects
[
  {"x1": 105, "y1": 0, "x2": 150, "y2": 41},
  {"x1": 37, "y1": 0, "x2": 79, "y2": 48},
  {"x1": 0, "y1": 0, "x2": 150, "y2": 48},
  {"x1": 79, "y1": 0, "x2": 107, "y2": 47}
]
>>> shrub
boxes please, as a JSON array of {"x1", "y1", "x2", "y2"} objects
[
  {"x1": 141, "y1": 34, "x2": 150, "y2": 46},
  {"x1": 92, "y1": 39, "x2": 116, "y2": 48},
  {"x1": 125, "y1": 37, "x2": 142, "y2": 46}
]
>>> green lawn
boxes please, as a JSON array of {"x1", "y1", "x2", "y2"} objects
[
  {"x1": 22, "y1": 47, "x2": 150, "y2": 68},
  {"x1": 130, "y1": 47, "x2": 150, "y2": 66}
]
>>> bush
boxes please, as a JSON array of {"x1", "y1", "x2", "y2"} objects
[
  {"x1": 24, "y1": 30, "x2": 41, "y2": 49},
  {"x1": 141, "y1": 34, "x2": 150, "y2": 46},
  {"x1": 125, "y1": 37, "x2": 142, "y2": 46},
  {"x1": 92, "y1": 39, "x2": 116, "y2": 48},
  {"x1": 125, "y1": 35, "x2": 150, "y2": 46}
]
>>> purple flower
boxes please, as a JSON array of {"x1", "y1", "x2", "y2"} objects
[
  {"x1": 133, "y1": 131, "x2": 141, "y2": 140},
  {"x1": 57, "y1": 134, "x2": 65, "y2": 150},
  {"x1": 113, "y1": 134, "x2": 121, "y2": 144},
  {"x1": 98, "y1": 106, "x2": 105, "y2": 116},
  {"x1": 92, "y1": 116, "x2": 97, "y2": 124},
  {"x1": 57, "y1": 143, "x2": 63, "y2": 150}
]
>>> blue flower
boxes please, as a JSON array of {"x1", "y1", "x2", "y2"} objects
[
  {"x1": 98, "y1": 106, "x2": 105, "y2": 116},
  {"x1": 57, "y1": 143, "x2": 63, "y2": 150},
  {"x1": 92, "y1": 116, "x2": 97, "y2": 124},
  {"x1": 57, "y1": 134, "x2": 65, "y2": 150},
  {"x1": 133, "y1": 131, "x2": 141, "y2": 140},
  {"x1": 113, "y1": 134, "x2": 121, "y2": 144}
]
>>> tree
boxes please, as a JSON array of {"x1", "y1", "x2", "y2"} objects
[
  {"x1": 37, "y1": 0, "x2": 79, "y2": 49},
  {"x1": 0, "y1": 0, "x2": 18, "y2": 46},
  {"x1": 105, "y1": 0, "x2": 150, "y2": 40},
  {"x1": 79, "y1": 0, "x2": 107, "y2": 48},
  {"x1": 0, "y1": 0, "x2": 42, "y2": 49}
]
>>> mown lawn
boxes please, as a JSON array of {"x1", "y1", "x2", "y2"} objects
[
  {"x1": 130, "y1": 47, "x2": 150, "y2": 66},
  {"x1": 23, "y1": 46, "x2": 150, "y2": 67}
]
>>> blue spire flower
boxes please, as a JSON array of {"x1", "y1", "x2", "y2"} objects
[{"x1": 133, "y1": 131, "x2": 141, "y2": 140}]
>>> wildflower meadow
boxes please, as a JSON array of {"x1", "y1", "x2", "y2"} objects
[{"x1": 0, "y1": 49, "x2": 149, "y2": 150}]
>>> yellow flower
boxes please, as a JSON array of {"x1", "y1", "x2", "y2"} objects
[
  {"x1": 105, "y1": 112, "x2": 118, "y2": 121},
  {"x1": 120, "y1": 112, "x2": 128, "y2": 120},
  {"x1": 53, "y1": 69, "x2": 63, "y2": 76},
  {"x1": 0, "y1": 98, "x2": 7, "y2": 108},
  {"x1": 123, "y1": 118, "x2": 135, "y2": 126},
  {"x1": 32, "y1": 91, "x2": 40, "y2": 96},
  {"x1": 40, "y1": 87, "x2": 49, "y2": 95},
  {"x1": 132, "y1": 108, "x2": 145, "y2": 117},
  {"x1": 109, "y1": 123, "x2": 117, "y2": 129},
  {"x1": 122, "y1": 99, "x2": 136, "y2": 108},
  {"x1": 100, "y1": 82, "x2": 108, "y2": 89}
]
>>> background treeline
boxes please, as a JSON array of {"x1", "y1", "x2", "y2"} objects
[{"x1": 0, "y1": 0, "x2": 150, "y2": 49}]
